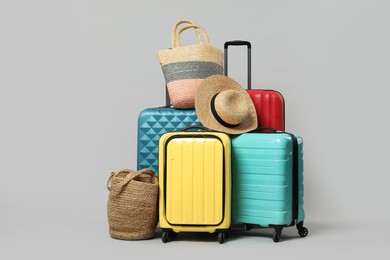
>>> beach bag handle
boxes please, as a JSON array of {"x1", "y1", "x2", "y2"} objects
[
  {"x1": 107, "y1": 168, "x2": 155, "y2": 191},
  {"x1": 171, "y1": 20, "x2": 203, "y2": 48},
  {"x1": 173, "y1": 24, "x2": 210, "y2": 48}
]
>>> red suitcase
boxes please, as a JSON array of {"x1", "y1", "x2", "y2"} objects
[{"x1": 224, "y1": 41, "x2": 285, "y2": 131}]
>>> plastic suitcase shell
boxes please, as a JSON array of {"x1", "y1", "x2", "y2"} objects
[
  {"x1": 224, "y1": 41, "x2": 285, "y2": 131},
  {"x1": 231, "y1": 130, "x2": 308, "y2": 242},
  {"x1": 158, "y1": 127, "x2": 231, "y2": 243},
  {"x1": 137, "y1": 106, "x2": 201, "y2": 174},
  {"x1": 247, "y1": 89, "x2": 285, "y2": 132}
]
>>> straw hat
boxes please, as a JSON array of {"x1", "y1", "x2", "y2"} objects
[{"x1": 195, "y1": 75, "x2": 257, "y2": 134}]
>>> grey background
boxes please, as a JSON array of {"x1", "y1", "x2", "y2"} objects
[{"x1": 1, "y1": 0, "x2": 389, "y2": 258}]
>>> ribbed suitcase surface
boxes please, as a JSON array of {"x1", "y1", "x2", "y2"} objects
[
  {"x1": 231, "y1": 132, "x2": 305, "y2": 226},
  {"x1": 137, "y1": 107, "x2": 201, "y2": 174},
  {"x1": 158, "y1": 129, "x2": 231, "y2": 243},
  {"x1": 247, "y1": 90, "x2": 285, "y2": 131},
  {"x1": 165, "y1": 137, "x2": 224, "y2": 225}
]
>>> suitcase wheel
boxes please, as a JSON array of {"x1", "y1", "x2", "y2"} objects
[
  {"x1": 298, "y1": 227, "x2": 308, "y2": 237},
  {"x1": 296, "y1": 222, "x2": 308, "y2": 238},
  {"x1": 162, "y1": 230, "x2": 175, "y2": 243},
  {"x1": 244, "y1": 224, "x2": 254, "y2": 231},
  {"x1": 162, "y1": 231, "x2": 169, "y2": 243},
  {"x1": 218, "y1": 232, "x2": 228, "y2": 244},
  {"x1": 272, "y1": 230, "x2": 281, "y2": 243},
  {"x1": 272, "y1": 226, "x2": 283, "y2": 243}
]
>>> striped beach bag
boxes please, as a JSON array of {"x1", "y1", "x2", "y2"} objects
[{"x1": 157, "y1": 20, "x2": 223, "y2": 109}]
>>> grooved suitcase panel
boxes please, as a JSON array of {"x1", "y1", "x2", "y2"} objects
[
  {"x1": 231, "y1": 133, "x2": 304, "y2": 226},
  {"x1": 137, "y1": 108, "x2": 201, "y2": 174},
  {"x1": 165, "y1": 138, "x2": 224, "y2": 225},
  {"x1": 247, "y1": 90, "x2": 285, "y2": 131}
]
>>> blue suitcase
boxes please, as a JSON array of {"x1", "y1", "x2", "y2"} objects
[
  {"x1": 231, "y1": 128, "x2": 308, "y2": 242},
  {"x1": 137, "y1": 93, "x2": 202, "y2": 174}
]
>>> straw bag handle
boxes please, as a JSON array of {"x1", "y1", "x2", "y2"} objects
[
  {"x1": 107, "y1": 169, "x2": 133, "y2": 191},
  {"x1": 172, "y1": 20, "x2": 203, "y2": 48},
  {"x1": 130, "y1": 168, "x2": 156, "y2": 183},
  {"x1": 107, "y1": 169, "x2": 156, "y2": 191},
  {"x1": 174, "y1": 24, "x2": 210, "y2": 48}
]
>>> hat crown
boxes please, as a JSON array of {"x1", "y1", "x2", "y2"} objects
[
  {"x1": 195, "y1": 74, "x2": 258, "y2": 134},
  {"x1": 214, "y1": 89, "x2": 248, "y2": 125}
]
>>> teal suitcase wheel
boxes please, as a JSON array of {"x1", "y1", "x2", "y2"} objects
[
  {"x1": 298, "y1": 227, "x2": 308, "y2": 237},
  {"x1": 297, "y1": 222, "x2": 308, "y2": 237}
]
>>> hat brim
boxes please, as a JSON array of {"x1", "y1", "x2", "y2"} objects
[{"x1": 195, "y1": 75, "x2": 257, "y2": 135}]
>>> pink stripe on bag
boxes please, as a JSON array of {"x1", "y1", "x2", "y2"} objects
[{"x1": 167, "y1": 79, "x2": 204, "y2": 109}]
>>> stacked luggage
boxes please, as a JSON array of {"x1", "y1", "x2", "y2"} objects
[
  {"x1": 135, "y1": 20, "x2": 308, "y2": 244},
  {"x1": 225, "y1": 41, "x2": 308, "y2": 242}
]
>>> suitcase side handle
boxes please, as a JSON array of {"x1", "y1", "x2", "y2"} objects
[{"x1": 224, "y1": 40, "x2": 251, "y2": 90}]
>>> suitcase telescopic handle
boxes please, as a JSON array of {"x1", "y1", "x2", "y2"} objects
[
  {"x1": 166, "y1": 86, "x2": 170, "y2": 107},
  {"x1": 224, "y1": 40, "x2": 252, "y2": 90},
  {"x1": 156, "y1": 88, "x2": 171, "y2": 108}
]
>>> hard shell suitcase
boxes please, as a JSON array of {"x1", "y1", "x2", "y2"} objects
[
  {"x1": 137, "y1": 93, "x2": 201, "y2": 174},
  {"x1": 158, "y1": 126, "x2": 231, "y2": 244},
  {"x1": 224, "y1": 41, "x2": 285, "y2": 131},
  {"x1": 231, "y1": 128, "x2": 308, "y2": 242}
]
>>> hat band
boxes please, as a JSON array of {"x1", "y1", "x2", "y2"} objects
[{"x1": 210, "y1": 93, "x2": 240, "y2": 128}]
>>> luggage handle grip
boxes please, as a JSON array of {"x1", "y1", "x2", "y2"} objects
[
  {"x1": 224, "y1": 40, "x2": 251, "y2": 90},
  {"x1": 251, "y1": 127, "x2": 282, "y2": 133},
  {"x1": 224, "y1": 40, "x2": 251, "y2": 49},
  {"x1": 180, "y1": 126, "x2": 213, "y2": 132},
  {"x1": 107, "y1": 169, "x2": 156, "y2": 191}
]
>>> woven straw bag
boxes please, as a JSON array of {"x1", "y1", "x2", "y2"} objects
[
  {"x1": 158, "y1": 20, "x2": 223, "y2": 109},
  {"x1": 106, "y1": 168, "x2": 158, "y2": 240}
]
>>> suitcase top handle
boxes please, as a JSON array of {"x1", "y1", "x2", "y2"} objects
[
  {"x1": 179, "y1": 125, "x2": 214, "y2": 132},
  {"x1": 251, "y1": 127, "x2": 283, "y2": 133},
  {"x1": 224, "y1": 40, "x2": 251, "y2": 90}
]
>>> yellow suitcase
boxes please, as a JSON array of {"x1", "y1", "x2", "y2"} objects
[{"x1": 158, "y1": 126, "x2": 231, "y2": 244}]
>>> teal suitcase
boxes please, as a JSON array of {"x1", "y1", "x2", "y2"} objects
[
  {"x1": 231, "y1": 128, "x2": 308, "y2": 242},
  {"x1": 137, "y1": 91, "x2": 201, "y2": 174},
  {"x1": 137, "y1": 107, "x2": 201, "y2": 174}
]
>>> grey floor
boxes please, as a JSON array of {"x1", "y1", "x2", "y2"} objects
[{"x1": 1, "y1": 214, "x2": 388, "y2": 259}]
